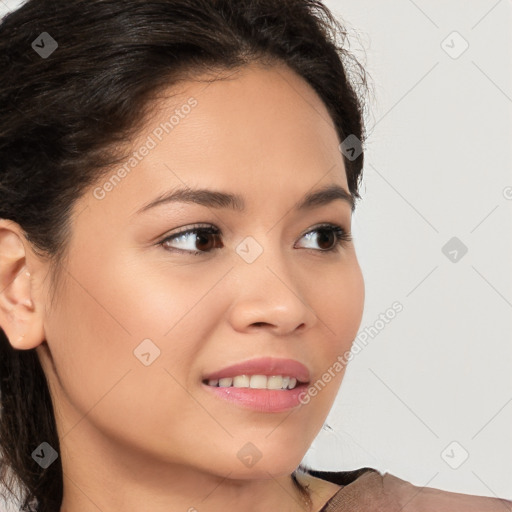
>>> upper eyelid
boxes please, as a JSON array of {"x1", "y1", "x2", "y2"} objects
[
  {"x1": 160, "y1": 221, "x2": 349, "y2": 238},
  {"x1": 158, "y1": 222, "x2": 350, "y2": 251}
]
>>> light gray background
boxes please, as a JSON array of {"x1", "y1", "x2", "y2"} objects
[
  {"x1": 0, "y1": 0, "x2": 511, "y2": 508},
  {"x1": 305, "y1": 0, "x2": 512, "y2": 500}
]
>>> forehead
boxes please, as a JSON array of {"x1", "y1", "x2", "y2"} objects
[{"x1": 78, "y1": 61, "x2": 349, "y2": 223}]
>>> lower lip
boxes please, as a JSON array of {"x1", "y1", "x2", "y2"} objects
[{"x1": 202, "y1": 382, "x2": 309, "y2": 413}]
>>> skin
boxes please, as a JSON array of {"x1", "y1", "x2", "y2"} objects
[{"x1": 0, "y1": 61, "x2": 365, "y2": 512}]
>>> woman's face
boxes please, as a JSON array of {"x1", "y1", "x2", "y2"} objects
[{"x1": 35, "y1": 61, "x2": 365, "y2": 480}]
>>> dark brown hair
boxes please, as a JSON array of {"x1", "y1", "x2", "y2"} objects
[{"x1": 0, "y1": 1, "x2": 368, "y2": 510}]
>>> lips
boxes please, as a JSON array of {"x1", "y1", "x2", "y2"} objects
[{"x1": 202, "y1": 356, "x2": 310, "y2": 384}]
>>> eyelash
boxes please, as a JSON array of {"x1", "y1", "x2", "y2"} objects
[{"x1": 158, "y1": 223, "x2": 352, "y2": 256}]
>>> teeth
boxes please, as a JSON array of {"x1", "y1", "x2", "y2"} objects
[
  {"x1": 250, "y1": 375, "x2": 267, "y2": 389},
  {"x1": 267, "y1": 376, "x2": 283, "y2": 390},
  {"x1": 207, "y1": 375, "x2": 300, "y2": 390},
  {"x1": 233, "y1": 375, "x2": 250, "y2": 387},
  {"x1": 218, "y1": 378, "x2": 232, "y2": 387}
]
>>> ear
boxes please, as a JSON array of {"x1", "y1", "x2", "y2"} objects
[{"x1": 0, "y1": 219, "x2": 46, "y2": 350}]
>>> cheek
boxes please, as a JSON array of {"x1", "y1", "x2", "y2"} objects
[
  {"x1": 42, "y1": 275, "x2": 137, "y2": 430},
  {"x1": 42, "y1": 260, "x2": 219, "y2": 463},
  {"x1": 315, "y1": 259, "x2": 365, "y2": 351},
  {"x1": 303, "y1": 260, "x2": 364, "y2": 401}
]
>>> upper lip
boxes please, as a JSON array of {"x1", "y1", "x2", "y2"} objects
[{"x1": 202, "y1": 357, "x2": 311, "y2": 383}]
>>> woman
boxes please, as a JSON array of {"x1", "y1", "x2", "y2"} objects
[{"x1": 0, "y1": 1, "x2": 510, "y2": 511}]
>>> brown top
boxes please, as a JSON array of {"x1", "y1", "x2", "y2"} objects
[{"x1": 305, "y1": 467, "x2": 512, "y2": 512}]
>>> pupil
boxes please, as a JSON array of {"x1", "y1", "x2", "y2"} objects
[
  {"x1": 196, "y1": 232, "x2": 213, "y2": 251},
  {"x1": 318, "y1": 229, "x2": 334, "y2": 250}
]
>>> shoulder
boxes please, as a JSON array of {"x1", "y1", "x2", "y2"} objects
[
  {"x1": 307, "y1": 467, "x2": 512, "y2": 511},
  {"x1": 375, "y1": 470, "x2": 512, "y2": 512}
]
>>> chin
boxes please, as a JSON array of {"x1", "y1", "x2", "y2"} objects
[{"x1": 224, "y1": 439, "x2": 308, "y2": 480}]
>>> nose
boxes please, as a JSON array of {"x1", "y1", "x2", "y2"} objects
[{"x1": 226, "y1": 243, "x2": 318, "y2": 336}]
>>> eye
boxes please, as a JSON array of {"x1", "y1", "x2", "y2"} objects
[
  {"x1": 158, "y1": 223, "x2": 352, "y2": 255},
  {"x1": 296, "y1": 223, "x2": 352, "y2": 253},
  {"x1": 159, "y1": 224, "x2": 223, "y2": 255}
]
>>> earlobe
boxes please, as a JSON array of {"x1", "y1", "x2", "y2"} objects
[{"x1": 0, "y1": 219, "x2": 46, "y2": 350}]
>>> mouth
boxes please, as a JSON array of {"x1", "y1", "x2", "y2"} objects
[
  {"x1": 201, "y1": 356, "x2": 310, "y2": 388},
  {"x1": 200, "y1": 357, "x2": 311, "y2": 412},
  {"x1": 202, "y1": 374, "x2": 307, "y2": 390}
]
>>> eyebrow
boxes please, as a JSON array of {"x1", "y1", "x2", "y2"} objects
[{"x1": 135, "y1": 183, "x2": 355, "y2": 215}]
